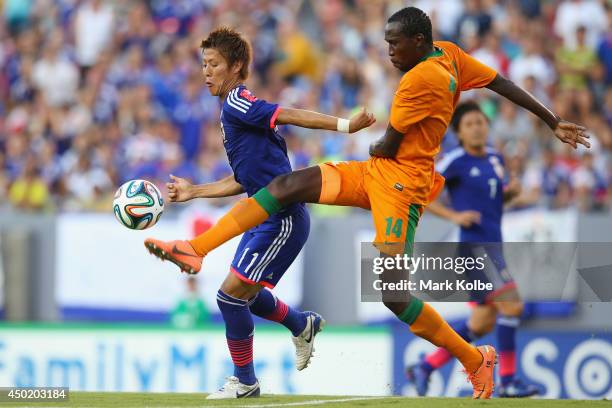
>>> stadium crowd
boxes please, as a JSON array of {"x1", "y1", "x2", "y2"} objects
[{"x1": 0, "y1": 0, "x2": 610, "y2": 213}]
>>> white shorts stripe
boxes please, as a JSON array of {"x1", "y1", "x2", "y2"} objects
[
  {"x1": 256, "y1": 218, "x2": 293, "y2": 282},
  {"x1": 247, "y1": 219, "x2": 286, "y2": 281},
  {"x1": 249, "y1": 218, "x2": 289, "y2": 283},
  {"x1": 253, "y1": 216, "x2": 293, "y2": 283}
]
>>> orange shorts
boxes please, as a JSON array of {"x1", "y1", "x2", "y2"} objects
[{"x1": 318, "y1": 161, "x2": 423, "y2": 256}]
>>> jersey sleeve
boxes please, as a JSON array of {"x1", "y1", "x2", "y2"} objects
[
  {"x1": 224, "y1": 88, "x2": 281, "y2": 130},
  {"x1": 456, "y1": 45, "x2": 497, "y2": 91},
  {"x1": 436, "y1": 152, "x2": 460, "y2": 182},
  {"x1": 389, "y1": 73, "x2": 433, "y2": 133}
]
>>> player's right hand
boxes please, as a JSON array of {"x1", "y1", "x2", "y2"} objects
[
  {"x1": 167, "y1": 174, "x2": 194, "y2": 202},
  {"x1": 349, "y1": 107, "x2": 376, "y2": 133},
  {"x1": 452, "y1": 210, "x2": 481, "y2": 227}
]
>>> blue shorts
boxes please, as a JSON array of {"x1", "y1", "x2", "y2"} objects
[
  {"x1": 458, "y1": 243, "x2": 516, "y2": 304},
  {"x1": 230, "y1": 205, "x2": 309, "y2": 288}
]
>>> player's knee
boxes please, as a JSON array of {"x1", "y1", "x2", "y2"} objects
[
  {"x1": 495, "y1": 301, "x2": 524, "y2": 317},
  {"x1": 471, "y1": 315, "x2": 496, "y2": 336},
  {"x1": 220, "y1": 274, "x2": 259, "y2": 300},
  {"x1": 469, "y1": 306, "x2": 497, "y2": 336},
  {"x1": 383, "y1": 300, "x2": 409, "y2": 316}
]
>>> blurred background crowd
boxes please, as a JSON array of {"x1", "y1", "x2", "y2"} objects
[{"x1": 0, "y1": 0, "x2": 610, "y2": 213}]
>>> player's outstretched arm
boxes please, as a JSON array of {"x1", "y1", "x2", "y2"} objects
[
  {"x1": 275, "y1": 106, "x2": 376, "y2": 133},
  {"x1": 167, "y1": 174, "x2": 244, "y2": 202},
  {"x1": 427, "y1": 200, "x2": 481, "y2": 228},
  {"x1": 485, "y1": 74, "x2": 590, "y2": 149}
]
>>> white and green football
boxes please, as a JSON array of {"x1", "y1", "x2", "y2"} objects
[{"x1": 113, "y1": 179, "x2": 164, "y2": 230}]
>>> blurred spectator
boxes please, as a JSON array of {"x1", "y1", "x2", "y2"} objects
[
  {"x1": 63, "y1": 152, "x2": 112, "y2": 211},
  {"x1": 598, "y1": 7, "x2": 612, "y2": 86},
  {"x1": 8, "y1": 154, "x2": 51, "y2": 211},
  {"x1": 555, "y1": 26, "x2": 597, "y2": 117},
  {"x1": 571, "y1": 151, "x2": 609, "y2": 211},
  {"x1": 491, "y1": 99, "x2": 533, "y2": 149},
  {"x1": 508, "y1": 34, "x2": 555, "y2": 93},
  {"x1": 554, "y1": 0, "x2": 607, "y2": 50},
  {"x1": 472, "y1": 32, "x2": 510, "y2": 76},
  {"x1": 171, "y1": 277, "x2": 209, "y2": 328},
  {"x1": 4, "y1": 0, "x2": 33, "y2": 35},
  {"x1": 32, "y1": 34, "x2": 78, "y2": 107},
  {"x1": 415, "y1": 0, "x2": 464, "y2": 40},
  {"x1": 604, "y1": 87, "x2": 612, "y2": 126},
  {"x1": 274, "y1": 19, "x2": 321, "y2": 82},
  {"x1": 73, "y1": 0, "x2": 114, "y2": 73},
  {"x1": 522, "y1": 146, "x2": 572, "y2": 208},
  {"x1": 456, "y1": 0, "x2": 493, "y2": 48},
  {"x1": 172, "y1": 73, "x2": 214, "y2": 160}
]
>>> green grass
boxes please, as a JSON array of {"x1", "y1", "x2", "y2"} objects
[{"x1": 0, "y1": 392, "x2": 608, "y2": 407}]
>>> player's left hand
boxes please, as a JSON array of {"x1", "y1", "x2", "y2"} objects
[
  {"x1": 167, "y1": 174, "x2": 194, "y2": 202},
  {"x1": 504, "y1": 177, "x2": 522, "y2": 198},
  {"x1": 349, "y1": 107, "x2": 376, "y2": 133},
  {"x1": 554, "y1": 120, "x2": 590, "y2": 149}
]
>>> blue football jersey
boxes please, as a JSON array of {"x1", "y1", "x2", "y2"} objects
[
  {"x1": 436, "y1": 147, "x2": 505, "y2": 242},
  {"x1": 220, "y1": 85, "x2": 301, "y2": 215}
]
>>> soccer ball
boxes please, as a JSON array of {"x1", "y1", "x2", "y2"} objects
[{"x1": 113, "y1": 179, "x2": 164, "y2": 230}]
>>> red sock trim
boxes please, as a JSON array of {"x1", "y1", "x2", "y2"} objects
[
  {"x1": 266, "y1": 299, "x2": 289, "y2": 322},
  {"x1": 227, "y1": 337, "x2": 254, "y2": 366},
  {"x1": 425, "y1": 347, "x2": 453, "y2": 369},
  {"x1": 499, "y1": 351, "x2": 516, "y2": 377}
]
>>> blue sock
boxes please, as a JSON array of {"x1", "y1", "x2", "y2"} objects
[
  {"x1": 249, "y1": 289, "x2": 307, "y2": 336},
  {"x1": 497, "y1": 316, "x2": 519, "y2": 386},
  {"x1": 217, "y1": 290, "x2": 256, "y2": 385},
  {"x1": 420, "y1": 360, "x2": 435, "y2": 374}
]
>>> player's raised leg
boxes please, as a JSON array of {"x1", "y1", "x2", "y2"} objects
[
  {"x1": 145, "y1": 165, "x2": 323, "y2": 272},
  {"x1": 170, "y1": 161, "x2": 371, "y2": 272}
]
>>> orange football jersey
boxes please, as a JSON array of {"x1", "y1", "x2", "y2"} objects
[{"x1": 367, "y1": 41, "x2": 497, "y2": 205}]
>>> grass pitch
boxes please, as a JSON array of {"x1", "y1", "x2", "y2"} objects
[{"x1": 1, "y1": 392, "x2": 608, "y2": 407}]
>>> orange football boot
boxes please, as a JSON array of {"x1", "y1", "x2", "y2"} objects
[
  {"x1": 144, "y1": 238, "x2": 203, "y2": 274},
  {"x1": 467, "y1": 345, "x2": 497, "y2": 399}
]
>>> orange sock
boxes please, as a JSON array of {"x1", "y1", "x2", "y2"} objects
[
  {"x1": 189, "y1": 189, "x2": 281, "y2": 256},
  {"x1": 399, "y1": 299, "x2": 483, "y2": 373}
]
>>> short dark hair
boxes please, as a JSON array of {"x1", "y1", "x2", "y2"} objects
[
  {"x1": 451, "y1": 101, "x2": 486, "y2": 133},
  {"x1": 200, "y1": 27, "x2": 251, "y2": 80},
  {"x1": 387, "y1": 7, "x2": 433, "y2": 45}
]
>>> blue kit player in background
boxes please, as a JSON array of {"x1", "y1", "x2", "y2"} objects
[
  {"x1": 146, "y1": 27, "x2": 375, "y2": 399},
  {"x1": 406, "y1": 101, "x2": 539, "y2": 398}
]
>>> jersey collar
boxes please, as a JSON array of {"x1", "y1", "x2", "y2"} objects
[{"x1": 419, "y1": 46, "x2": 444, "y2": 62}]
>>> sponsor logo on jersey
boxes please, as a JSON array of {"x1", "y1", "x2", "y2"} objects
[{"x1": 240, "y1": 89, "x2": 258, "y2": 102}]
